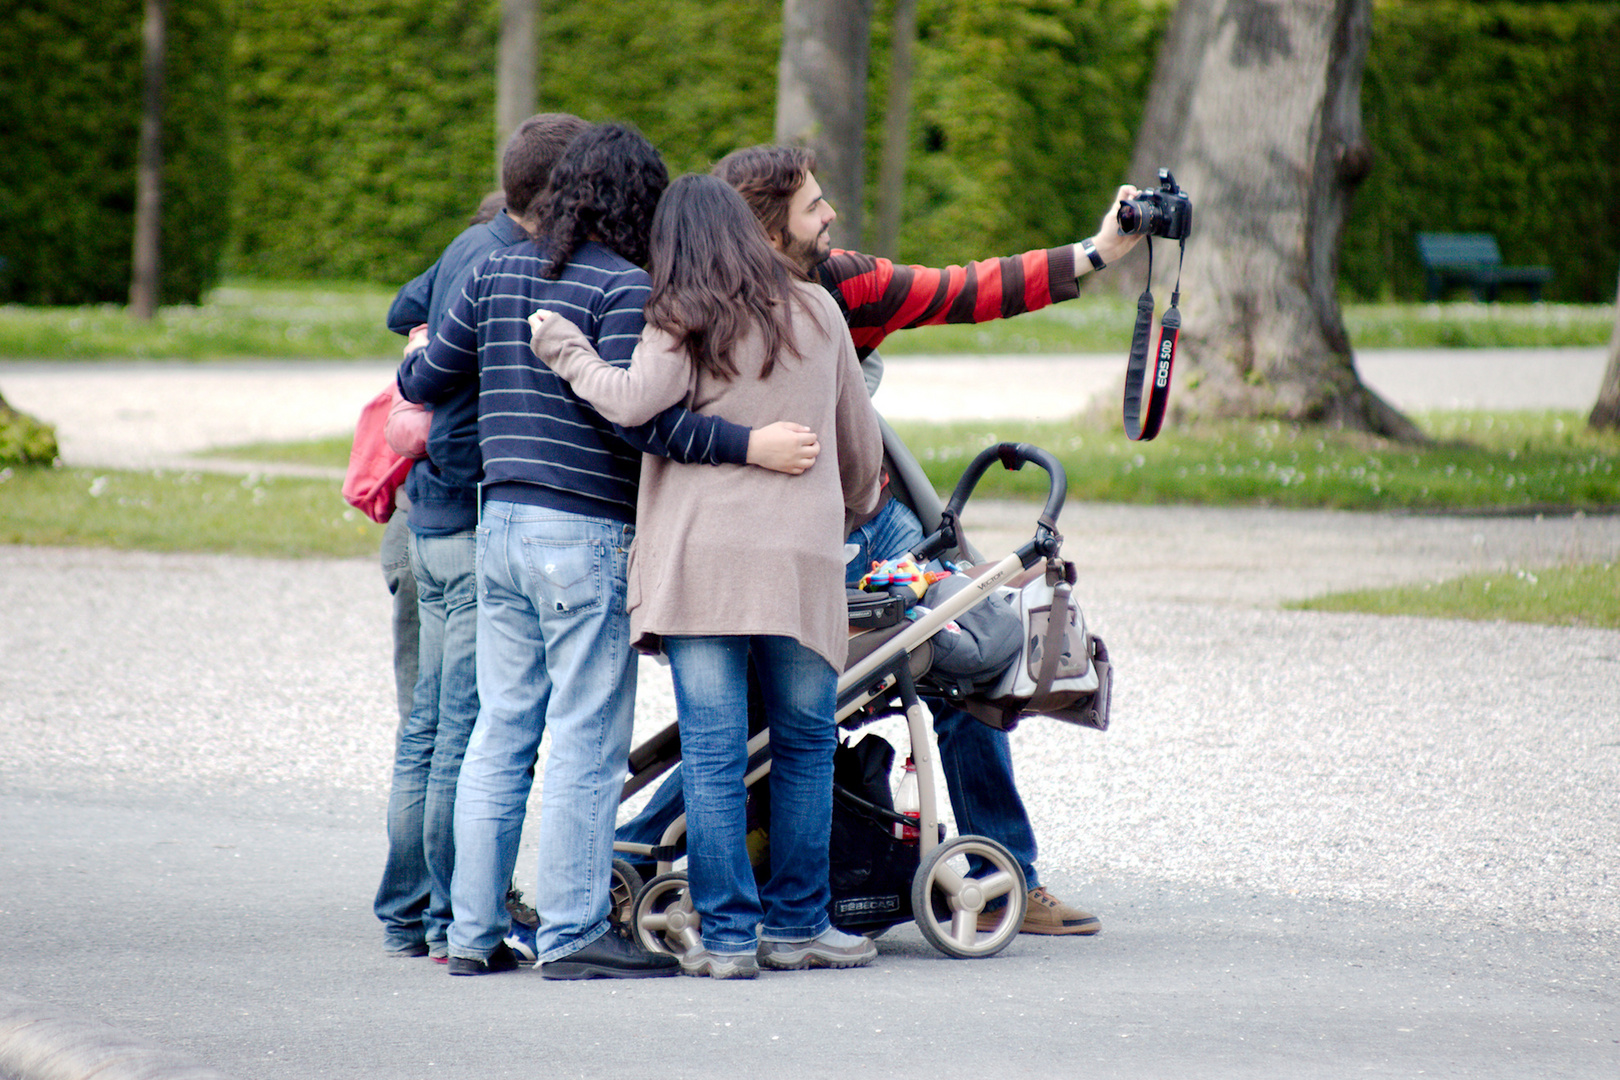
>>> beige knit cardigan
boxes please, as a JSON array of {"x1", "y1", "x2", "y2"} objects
[{"x1": 530, "y1": 281, "x2": 882, "y2": 671}]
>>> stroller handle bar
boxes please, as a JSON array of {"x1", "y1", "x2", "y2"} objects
[{"x1": 915, "y1": 442, "x2": 1067, "y2": 568}]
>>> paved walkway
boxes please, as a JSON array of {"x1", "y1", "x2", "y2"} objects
[{"x1": 2, "y1": 348, "x2": 1618, "y2": 1079}]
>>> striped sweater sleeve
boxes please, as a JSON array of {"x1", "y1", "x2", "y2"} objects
[{"x1": 817, "y1": 245, "x2": 1079, "y2": 359}]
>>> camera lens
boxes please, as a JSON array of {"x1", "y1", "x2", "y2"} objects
[{"x1": 1116, "y1": 201, "x2": 1142, "y2": 235}]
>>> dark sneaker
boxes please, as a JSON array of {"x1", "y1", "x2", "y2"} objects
[
  {"x1": 446, "y1": 942, "x2": 520, "y2": 976},
  {"x1": 678, "y1": 945, "x2": 759, "y2": 980},
  {"x1": 540, "y1": 930, "x2": 679, "y2": 980},
  {"x1": 979, "y1": 886, "x2": 1101, "y2": 936},
  {"x1": 758, "y1": 927, "x2": 877, "y2": 971}
]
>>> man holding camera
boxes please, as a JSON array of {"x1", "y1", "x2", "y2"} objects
[
  {"x1": 619, "y1": 143, "x2": 1144, "y2": 937},
  {"x1": 723, "y1": 145, "x2": 1145, "y2": 936}
]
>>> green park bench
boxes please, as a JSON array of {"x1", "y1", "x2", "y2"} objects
[{"x1": 1416, "y1": 232, "x2": 1553, "y2": 302}]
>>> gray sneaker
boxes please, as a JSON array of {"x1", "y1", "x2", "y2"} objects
[
  {"x1": 679, "y1": 945, "x2": 760, "y2": 980},
  {"x1": 758, "y1": 927, "x2": 877, "y2": 971}
]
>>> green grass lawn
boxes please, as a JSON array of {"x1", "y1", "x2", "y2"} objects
[
  {"x1": 0, "y1": 279, "x2": 401, "y2": 361},
  {"x1": 207, "y1": 408, "x2": 1620, "y2": 515},
  {"x1": 1, "y1": 278, "x2": 1613, "y2": 360},
  {"x1": 8, "y1": 406, "x2": 1615, "y2": 628},
  {"x1": 1288, "y1": 562, "x2": 1620, "y2": 630},
  {"x1": 0, "y1": 465, "x2": 381, "y2": 559},
  {"x1": 890, "y1": 410, "x2": 1620, "y2": 513}
]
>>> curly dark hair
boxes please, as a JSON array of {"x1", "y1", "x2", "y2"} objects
[{"x1": 535, "y1": 123, "x2": 668, "y2": 278}]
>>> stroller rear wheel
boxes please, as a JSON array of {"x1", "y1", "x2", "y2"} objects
[
  {"x1": 910, "y1": 834, "x2": 1028, "y2": 959},
  {"x1": 630, "y1": 871, "x2": 701, "y2": 956}
]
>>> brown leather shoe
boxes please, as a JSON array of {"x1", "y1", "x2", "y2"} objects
[{"x1": 979, "y1": 886, "x2": 1101, "y2": 936}]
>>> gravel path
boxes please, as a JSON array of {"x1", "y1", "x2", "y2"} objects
[{"x1": 3, "y1": 350, "x2": 1616, "y2": 929}]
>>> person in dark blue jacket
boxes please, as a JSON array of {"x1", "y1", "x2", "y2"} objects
[{"x1": 373, "y1": 114, "x2": 595, "y2": 963}]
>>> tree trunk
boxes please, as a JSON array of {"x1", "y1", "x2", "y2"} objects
[
  {"x1": 129, "y1": 0, "x2": 166, "y2": 321},
  {"x1": 495, "y1": 0, "x2": 537, "y2": 183},
  {"x1": 1589, "y1": 269, "x2": 1620, "y2": 429},
  {"x1": 873, "y1": 0, "x2": 918, "y2": 259},
  {"x1": 775, "y1": 0, "x2": 874, "y2": 250},
  {"x1": 1122, "y1": 0, "x2": 1420, "y2": 440}
]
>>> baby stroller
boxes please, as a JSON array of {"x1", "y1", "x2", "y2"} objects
[{"x1": 610, "y1": 437, "x2": 1112, "y2": 960}]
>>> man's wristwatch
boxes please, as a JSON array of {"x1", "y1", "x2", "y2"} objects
[{"x1": 1080, "y1": 238, "x2": 1106, "y2": 272}]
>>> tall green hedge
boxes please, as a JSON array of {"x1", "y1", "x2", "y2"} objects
[
  {"x1": 1344, "y1": 1, "x2": 1620, "y2": 302},
  {"x1": 0, "y1": 0, "x2": 231, "y2": 305},
  {"x1": 227, "y1": 0, "x2": 1157, "y2": 286},
  {"x1": 539, "y1": 1, "x2": 782, "y2": 181},
  {"x1": 228, "y1": 0, "x2": 791, "y2": 282},
  {"x1": 228, "y1": 0, "x2": 499, "y2": 284},
  {"x1": 890, "y1": 0, "x2": 1162, "y2": 266},
  {"x1": 213, "y1": 0, "x2": 1620, "y2": 303}
]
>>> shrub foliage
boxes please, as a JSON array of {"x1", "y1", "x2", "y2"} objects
[
  {"x1": 0, "y1": 0, "x2": 230, "y2": 305},
  {"x1": 0, "y1": 398, "x2": 59, "y2": 467}
]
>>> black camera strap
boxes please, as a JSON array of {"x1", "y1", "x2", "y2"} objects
[{"x1": 1122, "y1": 236, "x2": 1185, "y2": 442}]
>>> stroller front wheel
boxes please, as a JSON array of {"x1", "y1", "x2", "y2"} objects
[
  {"x1": 910, "y1": 835, "x2": 1028, "y2": 959},
  {"x1": 630, "y1": 871, "x2": 701, "y2": 956}
]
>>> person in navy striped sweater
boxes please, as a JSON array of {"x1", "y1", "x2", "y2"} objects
[{"x1": 398, "y1": 123, "x2": 818, "y2": 980}]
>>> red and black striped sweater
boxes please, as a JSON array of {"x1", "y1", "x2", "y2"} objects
[{"x1": 814, "y1": 244, "x2": 1080, "y2": 359}]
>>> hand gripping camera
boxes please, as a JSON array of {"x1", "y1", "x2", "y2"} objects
[
  {"x1": 1116, "y1": 168, "x2": 1192, "y2": 240},
  {"x1": 1119, "y1": 168, "x2": 1191, "y2": 443}
]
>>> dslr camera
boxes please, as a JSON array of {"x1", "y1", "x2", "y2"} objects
[{"x1": 1117, "y1": 168, "x2": 1192, "y2": 240}]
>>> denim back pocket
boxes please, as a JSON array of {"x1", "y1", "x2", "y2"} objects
[{"x1": 522, "y1": 537, "x2": 605, "y2": 616}]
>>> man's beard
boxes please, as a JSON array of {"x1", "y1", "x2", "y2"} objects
[{"x1": 783, "y1": 226, "x2": 832, "y2": 271}]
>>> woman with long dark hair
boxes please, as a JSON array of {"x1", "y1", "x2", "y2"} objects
[{"x1": 529, "y1": 173, "x2": 883, "y2": 979}]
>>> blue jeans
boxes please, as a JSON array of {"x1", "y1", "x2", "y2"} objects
[
  {"x1": 617, "y1": 711, "x2": 1041, "y2": 890},
  {"x1": 844, "y1": 495, "x2": 928, "y2": 586},
  {"x1": 374, "y1": 511, "x2": 421, "y2": 953},
  {"x1": 664, "y1": 635, "x2": 836, "y2": 952},
  {"x1": 449, "y1": 502, "x2": 636, "y2": 964},
  {"x1": 374, "y1": 530, "x2": 479, "y2": 954},
  {"x1": 934, "y1": 706, "x2": 1039, "y2": 886}
]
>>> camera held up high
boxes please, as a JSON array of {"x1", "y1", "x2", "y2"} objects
[{"x1": 1116, "y1": 168, "x2": 1192, "y2": 241}]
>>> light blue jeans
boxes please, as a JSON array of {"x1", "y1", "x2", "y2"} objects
[
  {"x1": 664, "y1": 635, "x2": 837, "y2": 953},
  {"x1": 448, "y1": 502, "x2": 636, "y2": 965},
  {"x1": 373, "y1": 530, "x2": 479, "y2": 955}
]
